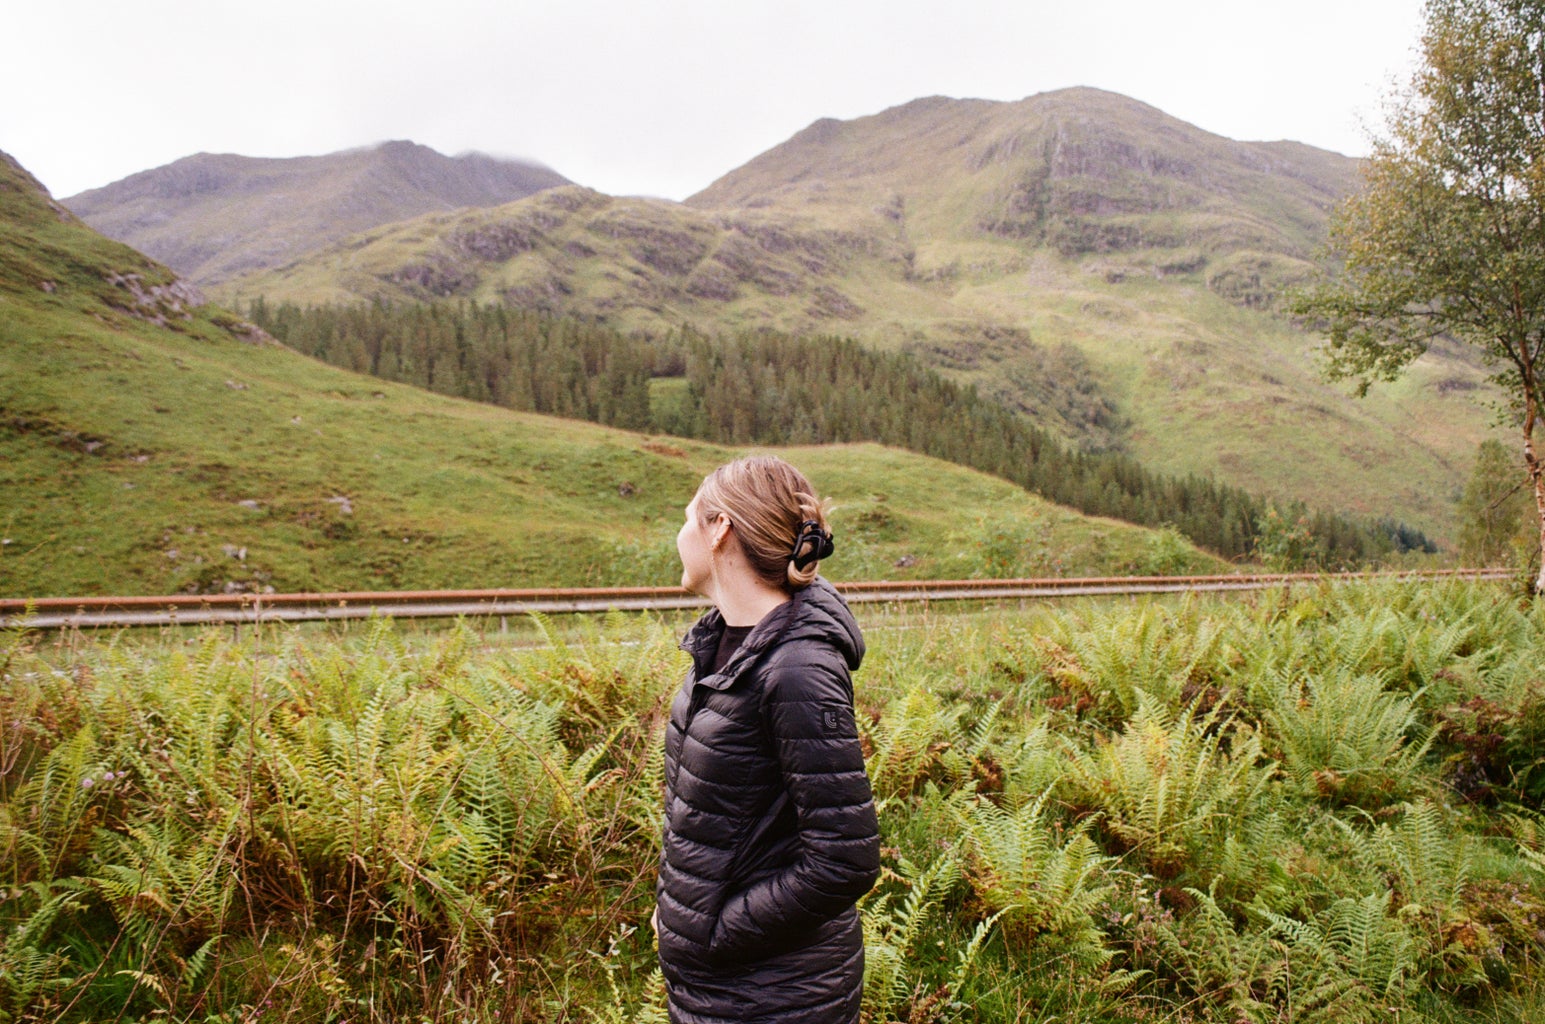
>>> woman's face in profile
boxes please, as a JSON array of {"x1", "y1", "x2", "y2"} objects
[{"x1": 677, "y1": 493, "x2": 713, "y2": 595}]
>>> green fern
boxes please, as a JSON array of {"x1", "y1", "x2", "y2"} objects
[
  {"x1": 1259, "y1": 891, "x2": 1422, "y2": 1020},
  {"x1": 1267, "y1": 668, "x2": 1434, "y2": 808},
  {"x1": 87, "y1": 812, "x2": 239, "y2": 947},
  {"x1": 0, "y1": 581, "x2": 1539, "y2": 1023},
  {"x1": 595, "y1": 961, "x2": 668, "y2": 1024},
  {"x1": 1148, "y1": 882, "x2": 1286, "y2": 1021},
  {"x1": 861, "y1": 853, "x2": 960, "y2": 1018},
  {"x1": 1329, "y1": 800, "x2": 1496, "y2": 991},
  {"x1": 0, "y1": 881, "x2": 87, "y2": 1021},
  {"x1": 1066, "y1": 695, "x2": 1273, "y2": 879},
  {"x1": 996, "y1": 715, "x2": 1074, "y2": 811},
  {"x1": 0, "y1": 643, "x2": 44, "y2": 796},
  {"x1": 1206, "y1": 810, "x2": 1296, "y2": 913},
  {"x1": 0, "y1": 944, "x2": 69, "y2": 1022},
  {"x1": 517, "y1": 609, "x2": 683, "y2": 748},
  {"x1": 1399, "y1": 612, "x2": 1477, "y2": 691},
  {"x1": 960, "y1": 788, "x2": 1113, "y2": 966},
  {"x1": 862, "y1": 684, "x2": 975, "y2": 801},
  {"x1": 1315, "y1": 607, "x2": 1408, "y2": 680},
  {"x1": 1505, "y1": 807, "x2": 1545, "y2": 877},
  {"x1": 10, "y1": 728, "x2": 98, "y2": 881},
  {"x1": 1036, "y1": 601, "x2": 1233, "y2": 722},
  {"x1": 860, "y1": 852, "x2": 1002, "y2": 1023}
]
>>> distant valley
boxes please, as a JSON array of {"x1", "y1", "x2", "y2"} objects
[{"x1": 1, "y1": 147, "x2": 1226, "y2": 597}]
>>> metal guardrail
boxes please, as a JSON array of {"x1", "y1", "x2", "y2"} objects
[{"x1": 0, "y1": 569, "x2": 1515, "y2": 630}]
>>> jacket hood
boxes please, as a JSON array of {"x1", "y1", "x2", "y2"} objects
[
  {"x1": 681, "y1": 578, "x2": 865, "y2": 684},
  {"x1": 777, "y1": 577, "x2": 865, "y2": 671}
]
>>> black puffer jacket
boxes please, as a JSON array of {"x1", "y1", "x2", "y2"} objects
[{"x1": 657, "y1": 579, "x2": 881, "y2": 1024}]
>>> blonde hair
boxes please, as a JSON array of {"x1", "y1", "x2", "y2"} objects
[{"x1": 694, "y1": 456, "x2": 831, "y2": 591}]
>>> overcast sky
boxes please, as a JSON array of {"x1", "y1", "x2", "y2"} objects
[{"x1": 5, "y1": 0, "x2": 1426, "y2": 203}]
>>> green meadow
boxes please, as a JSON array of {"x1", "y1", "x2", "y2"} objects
[{"x1": 0, "y1": 294, "x2": 1227, "y2": 598}]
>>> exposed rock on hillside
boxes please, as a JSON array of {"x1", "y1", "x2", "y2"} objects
[
  {"x1": 105, "y1": 272, "x2": 205, "y2": 325},
  {"x1": 0, "y1": 148, "x2": 272, "y2": 352},
  {"x1": 232, "y1": 183, "x2": 912, "y2": 329}
]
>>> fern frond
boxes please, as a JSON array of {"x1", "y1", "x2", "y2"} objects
[
  {"x1": 862, "y1": 684, "x2": 973, "y2": 799},
  {"x1": 960, "y1": 788, "x2": 1113, "y2": 965},
  {"x1": 1266, "y1": 667, "x2": 1433, "y2": 808},
  {"x1": 861, "y1": 851, "x2": 963, "y2": 1020},
  {"x1": 1066, "y1": 696, "x2": 1273, "y2": 878}
]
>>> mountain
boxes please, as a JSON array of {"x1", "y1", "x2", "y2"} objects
[
  {"x1": 0, "y1": 149, "x2": 1216, "y2": 597},
  {"x1": 214, "y1": 89, "x2": 1497, "y2": 540},
  {"x1": 220, "y1": 182, "x2": 914, "y2": 333},
  {"x1": 229, "y1": 90, "x2": 1353, "y2": 328},
  {"x1": 688, "y1": 88, "x2": 1355, "y2": 265},
  {"x1": 62, "y1": 141, "x2": 571, "y2": 286}
]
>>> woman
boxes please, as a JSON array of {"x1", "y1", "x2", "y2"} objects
[{"x1": 655, "y1": 455, "x2": 881, "y2": 1024}]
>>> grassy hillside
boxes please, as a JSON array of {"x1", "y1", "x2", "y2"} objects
[
  {"x1": 219, "y1": 184, "x2": 916, "y2": 337},
  {"x1": 212, "y1": 90, "x2": 1501, "y2": 541},
  {"x1": 62, "y1": 141, "x2": 571, "y2": 285},
  {"x1": 0, "y1": 149, "x2": 1223, "y2": 598},
  {"x1": 688, "y1": 89, "x2": 1354, "y2": 263}
]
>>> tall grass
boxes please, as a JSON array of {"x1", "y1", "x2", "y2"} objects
[{"x1": 2, "y1": 581, "x2": 1544, "y2": 1022}]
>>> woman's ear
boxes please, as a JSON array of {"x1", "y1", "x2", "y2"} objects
[{"x1": 710, "y1": 514, "x2": 735, "y2": 552}]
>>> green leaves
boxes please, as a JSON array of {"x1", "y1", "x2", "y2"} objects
[
  {"x1": 1293, "y1": 0, "x2": 1545, "y2": 589},
  {"x1": 1266, "y1": 669, "x2": 1435, "y2": 809},
  {"x1": 1066, "y1": 698, "x2": 1274, "y2": 879},
  {"x1": 1, "y1": 582, "x2": 1544, "y2": 1021},
  {"x1": 960, "y1": 789, "x2": 1113, "y2": 965}
]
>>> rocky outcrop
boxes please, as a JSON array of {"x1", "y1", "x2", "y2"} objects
[{"x1": 104, "y1": 272, "x2": 205, "y2": 325}]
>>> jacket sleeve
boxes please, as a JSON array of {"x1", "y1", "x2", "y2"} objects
[{"x1": 708, "y1": 649, "x2": 880, "y2": 958}]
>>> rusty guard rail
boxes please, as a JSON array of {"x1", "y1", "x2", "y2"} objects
[{"x1": 0, "y1": 569, "x2": 1514, "y2": 630}]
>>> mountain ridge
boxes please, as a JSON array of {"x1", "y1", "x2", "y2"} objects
[
  {"x1": 63, "y1": 141, "x2": 571, "y2": 285},
  {"x1": 687, "y1": 87, "x2": 1356, "y2": 262},
  {"x1": 216, "y1": 89, "x2": 1361, "y2": 328}
]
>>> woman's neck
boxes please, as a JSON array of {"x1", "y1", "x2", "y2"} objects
[{"x1": 711, "y1": 579, "x2": 789, "y2": 627}]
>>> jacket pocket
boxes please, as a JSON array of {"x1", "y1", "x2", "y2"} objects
[
  {"x1": 725, "y1": 791, "x2": 796, "y2": 886},
  {"x1": 706, "y1": 791, "x2": 802, "y2": 964}
]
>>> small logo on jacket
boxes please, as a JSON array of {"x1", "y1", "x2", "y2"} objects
[{"x1": 823, "y1": 709, "x2": 841, "y2": 731}]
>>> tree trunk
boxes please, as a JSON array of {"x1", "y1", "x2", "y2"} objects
[
  {"x1": 1526, "y1": 400, "x2": 1545, "y2": 595},
  {"x1": 1531, "y1": 457, "x2": 1545, "y2": 595}
]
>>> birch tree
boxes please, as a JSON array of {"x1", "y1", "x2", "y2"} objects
[{"x1": 1294, "y1": 0, "x2": 1545, "y2": 590}]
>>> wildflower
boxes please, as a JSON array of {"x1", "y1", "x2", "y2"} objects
[{"x1": 81, "y1": 777, "x2": 94, "y2": 788}]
